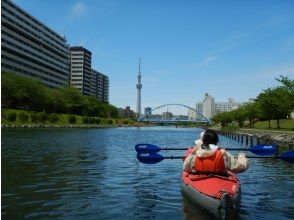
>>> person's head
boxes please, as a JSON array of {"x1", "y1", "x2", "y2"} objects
[
  {"x1": 195, "y1": 131, "x2": 205, "y2": 145},
  {"x1": 202, "y1": 129, "x2": 219, "y2": 148}
]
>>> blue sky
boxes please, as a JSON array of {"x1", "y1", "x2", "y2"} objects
[{"x1": 14, "y1": 0, "x2": 294, "y2": 114}]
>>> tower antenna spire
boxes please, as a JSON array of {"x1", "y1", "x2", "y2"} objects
[
  {"x1": 139, "y1": 57, "x2": 141, "y2": 75},
  {"x1": 136, "y1": 57, "x2": 142, "y2": 119}
]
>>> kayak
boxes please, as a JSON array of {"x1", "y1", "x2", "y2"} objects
[{"x1": 181, "y1": 148, "x2": 241, "y2": 219}]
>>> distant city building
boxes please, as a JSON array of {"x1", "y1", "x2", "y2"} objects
[
  {"x1": 69, "y1": 46, "x2": 92, "y2": 96},
  {"x1": 215, "y1": 98, "x2": 243, "y2": 114},
  {"x1": 162, "y1": 111, "x2": 173, "y2": 119},
  {"x1": 1, "y1": 0, "x2": 70, "y2": 88},
  {"x1": 195, "y1": 94, "x2": 243, "y2": 120},
  {"x1": 202, "y1": 93, "x2": 215, "y2": 119},
  {"x1": 145, "y1": 107, "x2": 152, "y2": 115},
  {"x1": 91, "y1": 69, "x2": 109, "y2": 103},
  {"x1": 196, "y1": 102, "x2": 203, "y2": 120},
  {"x1": 123, "y1": 106, "x2": 135, "y2": 118},
  {"x1": 188, "y1": 109, "x2": 196, "y2": 120},
  {"x1": 176, "y1": 115, "x2": 189, "y2": 120}
]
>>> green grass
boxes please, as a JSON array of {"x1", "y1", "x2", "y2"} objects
[
  {"x1": 248, "y1": 119, "x2": 294, "y2": 130},
  {"x1": 1, "y1": 108, "x2": 139, "y2": 127}
]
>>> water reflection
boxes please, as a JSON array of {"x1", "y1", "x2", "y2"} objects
[{"x1": 2, "y1": 127, "x2": 294, "y2": 219}]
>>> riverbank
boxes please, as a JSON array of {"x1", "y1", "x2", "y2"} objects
[
  {"x1": 1, "y1": 108, "x2": 151, "y2": 128},
  {"x1": 211, "y1": 127, "x2": 294, "y2": 149},
  {"x1": 1, "y1": 123, "x2": 153, "y2": 128},
  {"x1": 239, "y1": 128, "x2": 294, "y2": 149}
]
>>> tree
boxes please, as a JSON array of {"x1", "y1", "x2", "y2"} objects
[
  {"x1": 59, "y1": 86, "x2": 84, "y2": 114},
  {"x1": 1, "y1": 72, "x2": 47, "y2": 111},
  {"x1": 231, "y1": 107, "x2": 247, "y2": 127},
  {"x1": 256, "y1": 87, "x2": 290, "y2": 128},
  {"x1": 242, "y1": 101, "x2": 261, "y2": 128},
  {"x1": 211, "y1": 111, "x2": 233, "y2": 127},
  {"x1": 275, "y1": 75, "x2": 294, "y2": 118}
]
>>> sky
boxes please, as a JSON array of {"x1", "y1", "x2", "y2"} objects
[{"x1": 14, "y1": 0, "x2": 294, "y2": 114}]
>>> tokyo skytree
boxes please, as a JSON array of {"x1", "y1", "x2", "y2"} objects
[{"x1": 136, "y1": 58, "x2": 142, "y2": 118}]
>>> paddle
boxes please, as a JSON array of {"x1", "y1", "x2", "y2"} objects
[
  {"x1": 136, "y1": 151, "x2": 294, "y2": 164},
  {"x1": 135, "y1": 143, "x2": 277, "y2": 156}
]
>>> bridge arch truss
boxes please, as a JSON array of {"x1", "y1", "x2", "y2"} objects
[{"x1": 138, "y1": 103, "x2": 210, "y2": 123}]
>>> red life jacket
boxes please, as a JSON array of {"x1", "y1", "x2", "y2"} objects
[{"x1": 194, "y1": 149, "x2": 226, "y2": 173}]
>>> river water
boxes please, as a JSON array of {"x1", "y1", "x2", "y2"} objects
[{"x1": 2, "y1": 127, "x2": 294, "y2": 219}]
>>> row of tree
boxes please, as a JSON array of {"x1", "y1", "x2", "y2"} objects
[
  {"x1": 212, "y1": 76, "x2": 294, "y2": 128},
  {"x1": 1, "y1": 72, "x2": 119, "y2": 118}
]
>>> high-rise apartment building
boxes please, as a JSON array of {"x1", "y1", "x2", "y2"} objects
[
  {"x1": 91, "y1": 69, "x2": 109, "y2": 103},
  {"x1": 1, "y1": 0, "x2": 70, "y2": 88},
  {"x1": 69, "y1": 46, "x2": 92, "y2": 96},
  {"x1": 202, "y1": 93, "x2": 215, "y2": 119}
]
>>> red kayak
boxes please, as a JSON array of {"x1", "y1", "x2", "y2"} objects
[{"x1": 181, "y1": 148, "x2": 241, "y2": 219}]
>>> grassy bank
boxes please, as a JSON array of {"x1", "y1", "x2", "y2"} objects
[
  {"x1": 1, "y1": 108, "x2": 144, "y2": 127},
  {"x1": 250, "y1": 119, "x2": 294, "y2": 130},
  {"x1": 210, "y1": 119, "x2": 294, "y2": 133}
]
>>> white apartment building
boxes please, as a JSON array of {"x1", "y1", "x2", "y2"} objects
[
  {"x1": 215, "y1": 98, "x2": 243, "y2": 114},
  {"x1": 69, "y1": 46, "x2": 92, "y2": 96},
  {"x1": 1, "y1": 0, "x2": 70, "y2": 88},
  {"x1": 194, "y1": 94, "x2": 243, "y2": 120},
  {"x1": 202, "y1": 93, "x2": 215, "y2": 119}
]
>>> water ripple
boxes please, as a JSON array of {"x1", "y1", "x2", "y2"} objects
[{"x1": 2, "y1": 127, "x2": 294, "y2": 219}]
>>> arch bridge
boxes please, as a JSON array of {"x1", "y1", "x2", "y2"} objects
[{"x1": 138, "y1": 103, "x2": 210, "y2": 124}]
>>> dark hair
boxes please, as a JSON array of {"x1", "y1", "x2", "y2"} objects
[{"x1": 201, "y1": 129, "x2": 219, "y2": 149}]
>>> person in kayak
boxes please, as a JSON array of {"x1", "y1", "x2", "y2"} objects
[{"x1": 183, "y1": 129, "x2": 249, "y2": 174}]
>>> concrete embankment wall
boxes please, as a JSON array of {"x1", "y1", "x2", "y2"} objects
[{"x1": 213, "y1": 129, "x2": 294, "y2": 151}]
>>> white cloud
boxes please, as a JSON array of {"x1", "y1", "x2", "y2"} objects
[
  {"x1": 70, "y1": 2, "x2": 86, "y2": 19},
  {"x1": 193, "y1": 56, "x2": 217, "y2": 67}
]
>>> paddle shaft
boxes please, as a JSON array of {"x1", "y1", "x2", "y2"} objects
[
  {"x1": 164, "y1": 156, "x2": 279, "y2": 159},
  {"x1": 161, "y1": 147, "x2": 257, "y2": 151}
]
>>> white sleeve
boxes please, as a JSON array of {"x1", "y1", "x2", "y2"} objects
[
  {"x1": 223, "y1": 150, "x2": 249, "y2": 173},
  {"x1": 182, "y1": 155, "x2": 196, "y2": 172}
]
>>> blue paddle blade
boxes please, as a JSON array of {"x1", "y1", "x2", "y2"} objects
[
  {"x1": 137, "y1": 153, "x2": 164, "y2": 164},
  {"x1": 280, "y1": 151, "x2": 294, "y2": 163},
  {"x1": 135, "y1": 144, "x2": 161, "y2": 154},
  {"x1": 249, "y1": 144, "x2": 277, "y2": 156}
]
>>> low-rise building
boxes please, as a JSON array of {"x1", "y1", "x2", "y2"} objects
[
  {"x1": 162, "y1": 111, "x2": 173, "y2": 119},
  {"x1": 144, "y1": 107, "x2": 152, "y2": 115}
]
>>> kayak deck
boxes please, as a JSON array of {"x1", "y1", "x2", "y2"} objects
[
  {"x1": 182, "y1": 172, "x2": 240, "y2": 199},
  {"x1": 181, "y1": 148, "x2": 241, "y2": 218}
]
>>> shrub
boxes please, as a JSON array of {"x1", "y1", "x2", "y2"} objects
[
  {"x1": 38, "y1": 112, "x2": 49, "y2": 122},
  {"x1": 88, "y1": 117, "x2": 95, "y2": 124},
  {"x1": 107, "y1": 119, "x2": 113, "y2": 125},
  {"x1": 30, "y1": 112, "x2": 39, "y2": 122},
  {"x1": 7, "y1": 112, "x2": 17, "y2": 122},
  {"x1": 68, "y1": 115, "x2": 76, "y2": 124},
  {"x1": 94, "y1": 118, "x2": 101, "y2": 124},
  {"x1": 123, "y1": 120, "x2": 129, "y2": 125},
  {"x1": 2, "y1": 111, "x2": 7, "y2": 120},
  {"x1": 82, "y1": 116, "x2": 89, "y2": 124},
  {"x1": 49, "y1": 113, "x2": 59, "y2": 123},
  {"x1": 18, "y1": 112, "x2": 29, "y2": 122}
]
